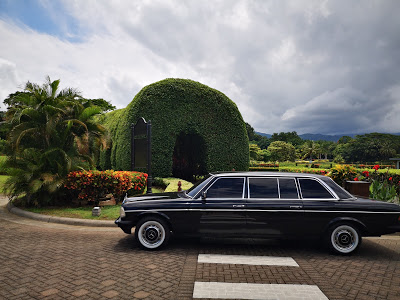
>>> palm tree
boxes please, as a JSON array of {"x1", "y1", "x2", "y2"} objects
[
  {"x1": 4, "y1": 77, "x2": 108, "y2": 206},
  {"x1": 301, "y1": 140, "x2": 320, "y2": 161}
]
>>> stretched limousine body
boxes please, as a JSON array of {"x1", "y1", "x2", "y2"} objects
[{"x1": 115, "y1": 172, "x2": 400, "y2": 254}]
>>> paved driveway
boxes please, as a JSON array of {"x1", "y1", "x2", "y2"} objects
[{"x1": 0, "y1": 201, "x2": 399, "y2": 300}]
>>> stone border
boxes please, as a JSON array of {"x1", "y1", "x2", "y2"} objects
[{"x1": 6, "y1": 201, "x2": 116, "y2": 227}]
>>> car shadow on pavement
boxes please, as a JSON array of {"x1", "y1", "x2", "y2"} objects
[{"x1": 114, "y1": 234, "x2": 399, "y2": 260}]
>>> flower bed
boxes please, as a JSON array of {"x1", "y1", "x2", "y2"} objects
[{"x1": 65, "y1": 170, "x2": 147, "y2": 204}]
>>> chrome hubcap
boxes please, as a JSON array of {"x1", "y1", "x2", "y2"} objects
[
  {"x1": 138, "y1": 221, "x2": 165, "y2": 248},
  {"x1": 331, "y1": 225, "x2": 358, "y2": 253},
  {"x1": 144, "y1": 225, "x2": 161, "y2": 242}
]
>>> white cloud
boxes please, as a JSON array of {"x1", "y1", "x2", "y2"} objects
[
  {"x1": 1, "y1": 0, "x2": 400, "y2": 135},
  {"x1": 0, "y1": 57, "x2": 19, "y2": 110}
]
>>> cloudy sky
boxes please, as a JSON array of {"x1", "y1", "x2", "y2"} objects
[{"x1": 1, "y1": 0, "x2": 400, "y2": 135}]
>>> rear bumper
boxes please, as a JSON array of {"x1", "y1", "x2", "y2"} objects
[{"x1": 115, "y1": 217, "x2": 134, "y2": 234}]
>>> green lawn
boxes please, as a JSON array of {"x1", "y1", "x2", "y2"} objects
[
  {"x1": 25, "y1": 205, "x2": 121, "y2": 220},
  {"x1": 4, "y1": 176, "x2": 192, "y2": 220}
]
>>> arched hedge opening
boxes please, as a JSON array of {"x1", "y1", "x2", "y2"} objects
[{"x1": 100, "y1": 78, "x2": 249, "y2": 178}]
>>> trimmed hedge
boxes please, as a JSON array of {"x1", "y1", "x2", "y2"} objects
[
  {"x1": 98, "y1": 109, "x2": 126, "y2": 170},
  {"x1": 279, "y1": 166, "x2": 329, "y2": 176},
  {"x1": 64, "y1": 170, "x2": 147, "y2": 203},
  {"x1": 249, "y1": 167, "x2": 279, "y2": 172},
  {"x1": 102, "y1": 78, "x2": 249, "y2": 177}
]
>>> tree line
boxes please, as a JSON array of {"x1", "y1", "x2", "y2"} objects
[{"x1": 246, "y1": 123, "x2": 400, "y2": 163}]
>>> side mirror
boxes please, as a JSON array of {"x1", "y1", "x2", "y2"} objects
[{"x1": 201, "y1": 191, "x2": 207, "y2": 202}]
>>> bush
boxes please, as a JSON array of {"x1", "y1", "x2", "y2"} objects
[
  {"x1": 369, "y1": 180, "x2": 398, "y2": 202},
  {"x1": 0, "y1": 156, "x2": 8, "y2": 175},
  {"x1": 328, "y1": 165, "x2": 357, "y2": 185},
  {"x1": 101, "y1": 78, "x2": 249, "y2": 177},
  {"x1": 249, "y1": 167, "x2": 279, "y2": 172},
  {"x1": 64, "y1": 170, "x2": 147, "y2": 204},
  {"x1": 279, "y1": 166, "x2": 329, "y2": 176}
]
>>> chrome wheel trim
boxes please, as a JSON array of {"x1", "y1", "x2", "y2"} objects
[
  {"x1": 138, "y1": 220, "x2": 165, "y2": 249},
  {"x1": 331, "y1": 225, "x2": 359, "y2": 254}
]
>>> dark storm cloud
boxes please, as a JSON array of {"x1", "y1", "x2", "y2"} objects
[{"x1": 2, "y1": 0, "x2": 400, "y2": 134}]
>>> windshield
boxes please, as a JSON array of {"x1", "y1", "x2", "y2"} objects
[{"x1": 187, "y1": 174, "x2": 213, "y2": 198}]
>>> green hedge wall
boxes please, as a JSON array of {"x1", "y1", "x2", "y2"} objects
[
  {"x1": 99, "y1": 109, "x2": 126, "y2": 170},
  {"x1": 102, "y1": 78, "x2": 249, "y2": 177}
]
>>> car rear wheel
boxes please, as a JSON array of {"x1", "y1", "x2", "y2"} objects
[
  {"x1": 326, "y1": 223, "x2": 361, "y2": 255},
  {"x1": 135, "y1": 217, "x2": 170, "y2": 250}
]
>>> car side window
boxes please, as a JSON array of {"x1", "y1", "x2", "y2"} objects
[
  {"x1": 298, "y1": 178, "x2": 334, "y2": 199},
  {"x1": 278, "y1": 178, "x2": 299, "y2": 199},
  {"x1": 248, "y1": 178, "x2": 279, "y2": 198},
  {"x1": 206, "y1": 177, "x2": 244, "y2": 198}
]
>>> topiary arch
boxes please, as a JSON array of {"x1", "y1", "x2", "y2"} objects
[{"x1": 100, "y1": 78, "x2": 249, "y2": 179}]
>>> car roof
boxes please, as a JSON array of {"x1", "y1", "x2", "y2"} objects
[{"x1": 210, "y1": 171, "x2": 328, "y2": 179}]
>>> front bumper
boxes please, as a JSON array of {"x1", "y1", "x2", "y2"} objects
[{"x1": 115, "y1": 217, "x2": 134, "y2": 234}]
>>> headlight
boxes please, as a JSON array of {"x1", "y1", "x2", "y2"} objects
[{"x1": 120, "y1": 206, "x2": 126, "y2": 218}]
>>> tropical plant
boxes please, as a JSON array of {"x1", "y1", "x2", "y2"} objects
[
  {"x1": 3, "y1": 77, "x2": 108, "y2": 206},
  {"x1": 300, "y1": 140, "x2": 321, "y2": 160},
  {"x1": 328, "y1": 165, "x2": 357, "y2": 186},
  {"x1": 369, "y1": 180, "x2": 398, "y2": 202}
]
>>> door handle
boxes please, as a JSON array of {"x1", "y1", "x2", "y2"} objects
[
  {"x1": 232, "y1": 205, "x2": 245, "y2": 208},
  {"x1": 290, "y1": 205, "x2": 303, "y2": 209}
]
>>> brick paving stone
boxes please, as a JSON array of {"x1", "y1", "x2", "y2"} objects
[
  {"x1": 101, "y1": 279, "x2": 117, "y2": 286},
  {"x1": 1, "y1": 200, "x2": 400, "y2": 300},
  {"x1": 133, "y1": 291, "x2": 151, "y2": 298},
  {"x1": 71, "y1": 289, "x2": 89, "y2": 297},
  {"x1": 102, "y1": 290, "x2": 119, "y2": 298},
  {"x1": 40, "y1": 288, "x2": 59, "y2": 296}
]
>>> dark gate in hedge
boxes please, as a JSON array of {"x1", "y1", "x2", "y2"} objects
[{"x1": 100, "y1": 78, "x2": 249, "y2": 179}]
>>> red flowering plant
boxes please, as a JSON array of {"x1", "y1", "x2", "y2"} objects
[{"x1": 65, "y1": 170, "x2": 148, "y2": 205}]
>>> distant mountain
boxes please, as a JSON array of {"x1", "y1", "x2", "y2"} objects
[
  {"x1": 255, "y1": 132, "x2": 271, "y2": 138},
  {"x1": 298, "y1": 133, "x2": 352, "y2": 142},
  {"x1": 255, "y1": 132, "x2": 400, "y2": 142}
]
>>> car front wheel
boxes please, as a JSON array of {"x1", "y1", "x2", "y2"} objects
[
  {"x1": 326, "y1": 223, "x2": 361, "y2": 255},
  {"x1": 135, "y1": 217, "x2": 170, "y2": 250}
]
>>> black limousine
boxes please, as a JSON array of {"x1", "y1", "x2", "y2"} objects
[{"x1": 115, "y1": 172, "x2": 400, "y2": 254}]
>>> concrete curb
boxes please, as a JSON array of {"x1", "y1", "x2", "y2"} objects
[{"x1": 6, "y1": 202, "x2": 116, "y2": 227}]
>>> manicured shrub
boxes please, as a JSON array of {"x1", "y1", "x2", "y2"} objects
[
  {"x1": 101, "y1": 78, "x2": 249, "y2": 177},
  {"x1": 64, "y1": 170, "x2": 147, "y2": 204},
  {"x1": 249, "y1": 167, "x2": 279, "y2": 172},
  {"x1": 279, "y1": 166, "x2": 329, "y2": 176}
]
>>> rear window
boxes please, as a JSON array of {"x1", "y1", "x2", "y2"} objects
[{"x1": 298, "y1": 178, "x2": 334, "y2": 199}]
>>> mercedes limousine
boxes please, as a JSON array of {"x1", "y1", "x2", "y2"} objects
[{"x1": 115, "y1": 172, "x2": 400, "y2": 254}]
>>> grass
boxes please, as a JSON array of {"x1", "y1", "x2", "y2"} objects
[
  {"x1": 0, "y1": 175, "x2": 9, "y2": 194},
  {"x1": 163, "y1": 178, "x2": 193, "y2": 192},
  {"x1": 25, "y1": 205, "x2": 121, "y2": 220},
  {"x1": 12, "y1": 177, "x2": 190, "y2": 220}
]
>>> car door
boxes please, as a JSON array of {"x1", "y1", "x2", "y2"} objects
[
  {"x1": 246, "y1": 176, "x2": 305, "y2": 238},
  {"x1": 297, "y1": 177, "x2": 340, "y2": 237},
  {"x1": 189, "y1": 176, "x2": 247, "y2": 237}
]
